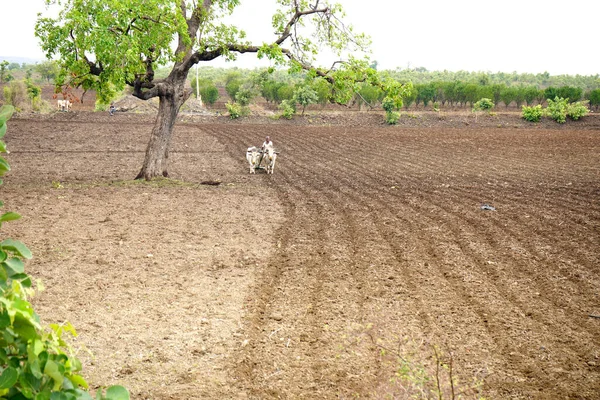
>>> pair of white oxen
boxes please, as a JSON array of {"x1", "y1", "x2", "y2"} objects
[
  {"x1": 246, "y1": 146, "x2": 277, "y2": 174},
  {"x1": 57, "y1": 99, "x2": 72, "y2": 112}
]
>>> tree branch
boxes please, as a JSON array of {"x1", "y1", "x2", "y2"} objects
[{"x1": 274, "y1": 6, "x2": 329, "y2": 46}]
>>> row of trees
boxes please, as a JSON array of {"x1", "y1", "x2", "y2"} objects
[
  {"x1": 388, "y1": 68, "x2": 600, "y2": 92},
  {"x1": 186, "y1": 68, "x2": 600, "y2": 111},
  {"x1": 405, "y1": 82, "x2": 597, "y2": 109}
]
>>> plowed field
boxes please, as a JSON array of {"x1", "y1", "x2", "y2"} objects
[{"x1": 2, "y1": 111, "x2": 599, "y2": 399}]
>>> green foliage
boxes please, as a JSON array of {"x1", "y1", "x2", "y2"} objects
[
  {"x1": 546, "y1": 96, "x2": 568, "y2": 123},
  {"x1": 234, "y1": 84, "x2": 257, "y2": 107},
  {"x1": 25, "y1": 80, "x2": 44, "y2": 112},
  {"x1": 522, "y1": 99, "x2": 589, "y2": 123},
  {"x1": 225, "y1": 101, "x2": 242, "y2": 119},
  {"x1": 276, "y1": 84, "x2": 295, "y2": 103},
  {"x1": 500, "y1": 86, "x2": 517, "y2": 108},
  {"x1": 190, "y1": 77, "x2": 219, "y2": 105},
  {"x1": 473, "y1": 98, "x2": 494, "y2": 111},
  {"x1": 310, "y1": 78, "x2": 331, "y2": 106},
  {"x1": 523, "y1": 86, "x2": 541, "y2": 106},
  {"x1": 33, "y1": 61, "x2": 59, "y2": 84},
  {"x1": 3, "y1": 82, "x2": 27, "y2": 110},
  {"x1": 293, "y1": 85, "x2": 318, "y2": 115},
  {"x1": 0, "y1": 61, "x2": 9, "y2": 83},
  {"x1": 0, "y1": 105, "x2": 129, "y2": 400},
  {"x1": 521, "y1": 104, "x2": 543, "y2": 122},
  {"x1": 566, "y1": 101, "x2": 589, "y2": 120},
  {"x1": 588, "y1": 89, "x2": 600, "y2": 109},
  {"x1": 278, "y1": 99, "x2": 296, "y2": 119},
  {"x1": 356, "y1": 83, "x2": 383, "y2": 108},
  {"x1": 385, "y1": 111, "x2": 400, "y2": 125},
  {"x1": 199, "y1": 85, "x2": 219, "y2": 106}
]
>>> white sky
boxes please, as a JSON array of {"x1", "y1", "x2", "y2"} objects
[{"x1": 2, "y1": 0, "x2": 599, "y2": 75}]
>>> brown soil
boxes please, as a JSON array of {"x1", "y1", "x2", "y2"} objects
[{"x1": 2, "y1": 108, "x2": 599, "y2": 399}]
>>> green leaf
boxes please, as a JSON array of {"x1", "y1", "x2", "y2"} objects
[
  {"x1": 0, "y1": 249, "x2": 6, "y2": 263},
  {"x1": 1, "y1": 239, "x2": 32, "y2": 259},
  {"x1": 0, "y1": 105, "x2": 14, "y2": 122},
  {"x1": 44, "y1": 360, "x2": 64, "y2": 391},
  {"x1": 0, "y1": 310, "x2": 10, "y2": 328},
  {"x1": 105, "y1": 386, "x2": 130, "y2": 400},
  {"x1": 3, "y1": 257, "x2": 25, "y2": 275},
  {"x1": 0, "y1": 366, "x2": 18, "y2": 389},
  {"x1": 0, "y1": 141, "x2": 6, "y2": 153},
  {"x1": 0, "y1": 157, "x2": 10, "y2": 175},
  {"x1": 0, "y1": 212, "x2": 21, "y2": 223},
  {"x1": 50, "y1": 391, "x2": 70, "y2": 400},
  {"x1": 71, "y1": 389, "x2": 93, "y2": 400},
  {"x1": 0, "y1": 123, "x2": 6, "y2": 139},
  {"x1": 67, "y1": 374, "x2": 88, "y2": 389},
  {"x1": 13, "y1": 315, "x2": 39, "y2": 341},
  {"x1": 35, "y1": 389, "x2": 52, "y2": 400}
]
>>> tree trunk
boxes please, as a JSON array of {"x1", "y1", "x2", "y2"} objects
[{"x1": 135, "y1": 80, "x2": 187, "y2": 180}]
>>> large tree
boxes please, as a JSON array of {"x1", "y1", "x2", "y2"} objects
[{"x1": 36, "y1": 0, "x2": 404, "y2": 180}]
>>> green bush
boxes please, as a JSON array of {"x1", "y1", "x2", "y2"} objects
[
  {"x1": 293, "y1": 85, "x2": 318, "y2": 115},
  {"x1": 521, "y1": 105, "x2": 543, "y2": 122},
  {"x1": 234, "y1": 86, "x2": 255, "y2": 107},
  {"x1": 546, "y1": 96, "x2": 568, "y2": 123},
  {"x1": 225, "y1": 101, "x2": 242, "y2": 119},
  {"x1": 0, "y1": 105, "x2": 129, "y2": 400},
  {"x1": 566, "y1": 101, "x2": 589, "y2": 120},
  {"x1": 3, "y1": 81, "x2": 26, "y2": 110},
  {"x1": 385, "y1": 111, "x2": 400, "y2": 125},
  {"x1": 199, "y1": 84, "x2": 219, "y2": 106},
  {"x1": 278, "y1": 99, "x2": 296, "y2": 120},
  {"x1": 473, "y1": 98, "x2": 494, "y2": 111}
]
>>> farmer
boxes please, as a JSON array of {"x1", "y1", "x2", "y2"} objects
[
  {"x1": 262, "y1": 136, "x2": 274, "y2": 152},
  {"x1": 109, "y1": 103, "x2": 116, "y2": 116}
]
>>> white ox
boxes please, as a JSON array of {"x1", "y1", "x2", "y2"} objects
[
  {"x1": 262, "y1": 147, "x2": 277, "y2": 174},
  {"x1": 246, "y1": 146, "x2": 261, "y2": 173},
  {"x1": 57, "y1": 99, "x2": 72, "y2": 112}
]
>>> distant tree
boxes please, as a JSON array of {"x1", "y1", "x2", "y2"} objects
[
  {"x1": 403, "y1": 87, "x2": 416, "y2": 109},
  {"x1": 277, "y1": 84, "x2": 295, "y2": 103},
  {"x1": 463, "y1": 83, "x2": 479, "y2": 107},
  {"x1": 441, "y1": 81, "x2": 458, "y2": 107},
  {"x1": 544, "y1": 86, "x2": 559, "y2": 101},
  {"x1": 356, "y1": 83, "x2": 382, "y2": 109},
  {"x1": 500, "y1": 86, "x2": 518, "y2": 108},
  {"x1": 34, "y1": 60, "x2": 59, "y2": 83},
  {"x1": 225, "y1": 73, "x2": 243, "y2": 101},
  {"x1": 294, "y1": 85, "x2": 318, "y2": 115},
  {"x1": 199, "y1": 84, "x2": 219, "y2": 106},
  {"x1": 477, "y1": 84, "x2": 494, "y2": 102},
  {"x1": 234, "y1": 82, "x2": 258, "y2": 106},
  {"x1": 415, "y1": 83, "x2": 435, "y2": 107},
  {"x1": 311, "y1": 77, "x2": 331, "y2": 106},
  {"x1": 514, "y1": 86, "x2": 527, "y2": 108},
  {"x1": 588, "y1": 89, "x2": 600, "y2": 110},
  {"x1": 556, "y1": 86, "x2": 583, "y2": 103},
  {"x1": 523, "y1": 86, "x2": 541, "y2": 106},
  {"x1": 8, "y1": 62, "x2": 20, "y2": 71},
  {"x1": 0, "y1": 61, "x2": 9, "y2": 82},
  {"x1": 190, "y1": 77, "x2": 213, "y2": 99}
]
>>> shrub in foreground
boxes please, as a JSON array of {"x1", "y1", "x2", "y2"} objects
[
  {"x1": 522, "y1": 105, "x2": 543, "y2": 122},
  {"x1": 566, "y1": 101, "x2": 589, "y2": 121}
]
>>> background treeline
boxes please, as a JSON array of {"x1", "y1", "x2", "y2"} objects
[
  {"x1": 187, "y1": 66, "x2": 600, "y2": 110},
  {"x1": 3, "y1": 60, "x2": 600, "y2": 110}
]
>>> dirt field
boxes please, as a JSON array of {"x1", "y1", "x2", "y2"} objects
[{"x1": 2, "y1": 109, "x2": 599, "y2": 399}]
